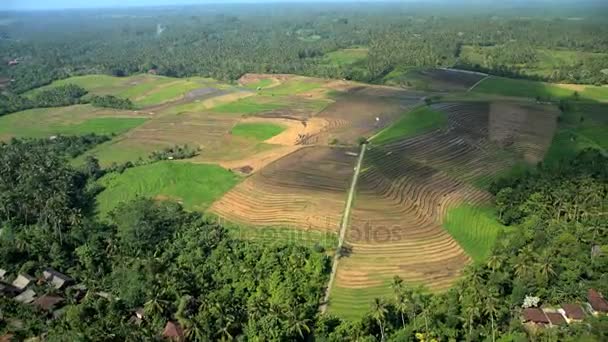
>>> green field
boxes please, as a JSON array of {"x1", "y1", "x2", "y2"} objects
[
  {"x1": 268, "y1": 79, "x2": 323, "y2": 95},
  {"x1": 472, "y1": 76, "x2": 608, "y2": 101},
  {"x1": 245, "y1": 79, "x2": 274, "y2": 90},
  {"x1": 231, "y1": 122, "x2": 285, "y2": 141},
  {"x1": 0, "y1": 105, "x2": 146, "y2": 139},
  {"x1": 328, "y1": 282, "x2": 392, "y2": 321},
  {"x1": 371, "y1": 106, "x2": 447, "y2": 144},
  {"x1": 324, "y1": 48, "x2": 368, "y2": 66},
  {"x1": 544, "y1": 103, "x2": 608, "y2": 165},
  {"x1": 461, "y1": 45, "x2": 608, "y2": 79},
  {"x1": 212, "y1": 96, "x2": 286, "y2": 114},
  {"x1": 96, "y1": 161, "x2": 239, "y2": 216},
  {"x1": 442, "y1": 204, "x2": 504, "y2": 263},
  {"x1": 25, "y1": 74, "x2": 216, "y2": 108}
]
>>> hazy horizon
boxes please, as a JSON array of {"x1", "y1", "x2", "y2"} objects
[{"x1": 3, "y1": 0, "x2": 604, "y2": 11}]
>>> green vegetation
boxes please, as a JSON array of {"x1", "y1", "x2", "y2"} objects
[
  {"x1": 230, "y1": 122, "x2": 285, "y2": 141},
  {"x1": 268, "y1": 79, "x2": 323, "y2": 95},
  {"x1": 473, "y1": 76, "x2": 608, "y2": 101},
  {"x1": 0, "y1": 106, "x2": 146, "y2": 138},
  {"x1": 328, "y1": 283, "x2": 393, "y2": 321},
  {"x1": 372, "y1": 106, "x2": 447, "y2": 144},
  {"x1": 22, "y1": 75, "x2": 213, "y2": 108},
  {"x1": 1, "y1": 84, "x2": 88, "y2": 116},
  {"x1": 443, "y1": 204, "x2": 505, "y2": 263},
  {"x1": 245, "y1": 78, "x2": 274, "y2": 90},
  {"x1": 90, "y1": 94, "x2": 134, "y2": 110},
  {"x1": 544, "y1": 103, "x2": 608, "y2": 165},
  {"x1": 96, "y1": 161, "x2": 239, "y2": 216},
  {"x1": 324, "y1": 48, "x2": 368, "y2": 66},
  {"x1": 24, "y1": 74, "x2": 125, "y2": 97},
  {"x1": 0, "y1": 137, "x2": 329, "y2": 340},
  {"x1": 212, "y1": 96, "x2": 286, "y2": 114},
  {"x1": 132, "y1": 80, "x2": 202, "y2": 107},
  {"x1": 460, "y1": 44, "x2": 608, "y2": 84}
]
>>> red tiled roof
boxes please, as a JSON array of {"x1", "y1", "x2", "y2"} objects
[
  {"x1": 522, "y1": 308, "x2": 549, "y2": 324},
  {"x1": 545, "y1": 312, "x2": 566, "y2": 325},
  {"x1": 588, "y1": 289, "x2": 608, "y2": 313},
  {"x1": 562, "y1": 304, "x2": 586, "y2": 320},
  {"x1": 162, "y1": 321, "x2": 184, "y2": 338}
]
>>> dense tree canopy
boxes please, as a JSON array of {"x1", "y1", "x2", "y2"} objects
[{"x1": 1, "y1": 3, "x2": 607, "y2": 94}]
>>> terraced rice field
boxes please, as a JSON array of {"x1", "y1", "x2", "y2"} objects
[
  {"x1": 328, "y1": 99, "x2": 558, "y2": 318},
  {"x1": 311, "y1": 87, "x2": 421, "y2": 145},
  {"x1": 210, "y1": 146, "x2": 357, "y2": 232},
  {"x1": 384, "y1": 68, "x2": 486, "y2": 92}
]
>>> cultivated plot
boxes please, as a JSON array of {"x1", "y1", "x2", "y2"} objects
[
  {"x1": 210, "y1": 146, "x2": 357, "y2": 232},
  {"x1": 328, "y1": 99, "x2": 559, "y2": 318}
]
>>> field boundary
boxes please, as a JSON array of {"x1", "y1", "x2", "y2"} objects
[
  {"x1": 467, "y1": 75, "x2": 490, "y2": 92},
  {"x1": 320, "y1": 143, "x2": 366, "y2": 313}
]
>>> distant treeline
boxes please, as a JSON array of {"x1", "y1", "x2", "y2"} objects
[
  {"x1": 1, "y1": 3, "x2": 607, "y2": 94},
  {"x1": 0, "y1": 86, "x2": 134, "y2": 116}
]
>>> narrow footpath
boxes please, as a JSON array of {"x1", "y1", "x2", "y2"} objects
[{"x1": 320, "y1": 142, "x2": 367, "y2": 313}]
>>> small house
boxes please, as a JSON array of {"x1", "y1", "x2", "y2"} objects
[
  {"x1": 14, "y1": 289, "x2": 36, "y2": 304},
  {"x1": 588, "y1": 289, "x2": 608, "y2": 315},
  {"x1": 522, "y1": 308, "x2": 549, "y2": 326},
  {"x1": 34, "y1": 294, "x2": 64, "y2": 312},
  {"x1": 545, "y1": 312, "x2": 566, "y2": 326},
  {"x1": 43, "y1": 268, "x2": 73, "y2": 289},
  {"x1": 560, "y1": 304, "x2": 585, "y2": 323},
  {"x1": 12, "y1": 274, "x2": 35, "y2": 290},
  {"x1": 162, "y1": 321, "x2": 185, "y2": 341}
]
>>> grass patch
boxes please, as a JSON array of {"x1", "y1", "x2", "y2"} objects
[
  {"x1": 96, "y1": 161, "x2": 239, "y2": 217},
  {"x1": 324, "y1": 48, "x2": 368, "y2": 66},
  {"x1": 372, "y1": 106, "x2": 447, "y2": 145},
  {"x1": 212, "y1": 96, "x2": 286, "y2": 114},
  {"x1": 473, "y1": 76, "x2": 607, "y2": 101},
  {"x1": 25, "y1": 74, "x2": 219, "y2": 108},
  {"x1": 231, "y1": 122, "x2": 285, "y2": 141},
  {"x1": 132, "y1": 80, "x2": 203, "y2": 107},
  {"x1": 328, "y1": 282, "x2": 392, "y2": 321},
  {"x1": 0, "y1": 106, "x2": 146, "y2": 139},
  {"x1": 544, "y1": 103, "x2": 608, "y2": 166},
  {"x1": 245, "y1": 79, "x2": 274, "y2": 90},
  {"x1": 443, "y1": 204, "x2": 504, "y2": 263},
  {"x1": 268, "y1": 79, "x2": 322, "y2": 95},
  {"x1": 25, "y1": 75, "x2": 125, "y2": 98},
  {"x1": 77, "y1": 139, "x2": 159, "y2": 167}
]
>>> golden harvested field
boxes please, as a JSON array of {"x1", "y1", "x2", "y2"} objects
[{"x1": 210, "y1": 146, "x2": 357, "y2": 231}]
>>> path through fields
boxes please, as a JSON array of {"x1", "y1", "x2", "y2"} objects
[{"x1": 320, "y1": 143, "x2": 367, "y2": 313}]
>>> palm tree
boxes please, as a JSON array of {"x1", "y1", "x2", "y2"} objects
[
  {"x1": 390, "y1": 275, "x2": 404, "y2": 295},
  {"x1": 482, "y1": 288, "x2": 499, "y2": 342},
  {"x1": 370, "y1": 298, "x2": 389, "y2": 341},
  {"x1": 286, "y1": 311, "x2": 311, "y2": 340},
  {"x1": 395, "y1": 293, "x2": 409, "y2": 328},
  {"x1": 462, "y1": 305, "x2": 480, "y2": 342},
  {"x1": 486, "y1": 254, "x2": 503, "y2": 271},
  {"x1": 535, "y1": 253, "x2": 556, "y2": 285}
]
